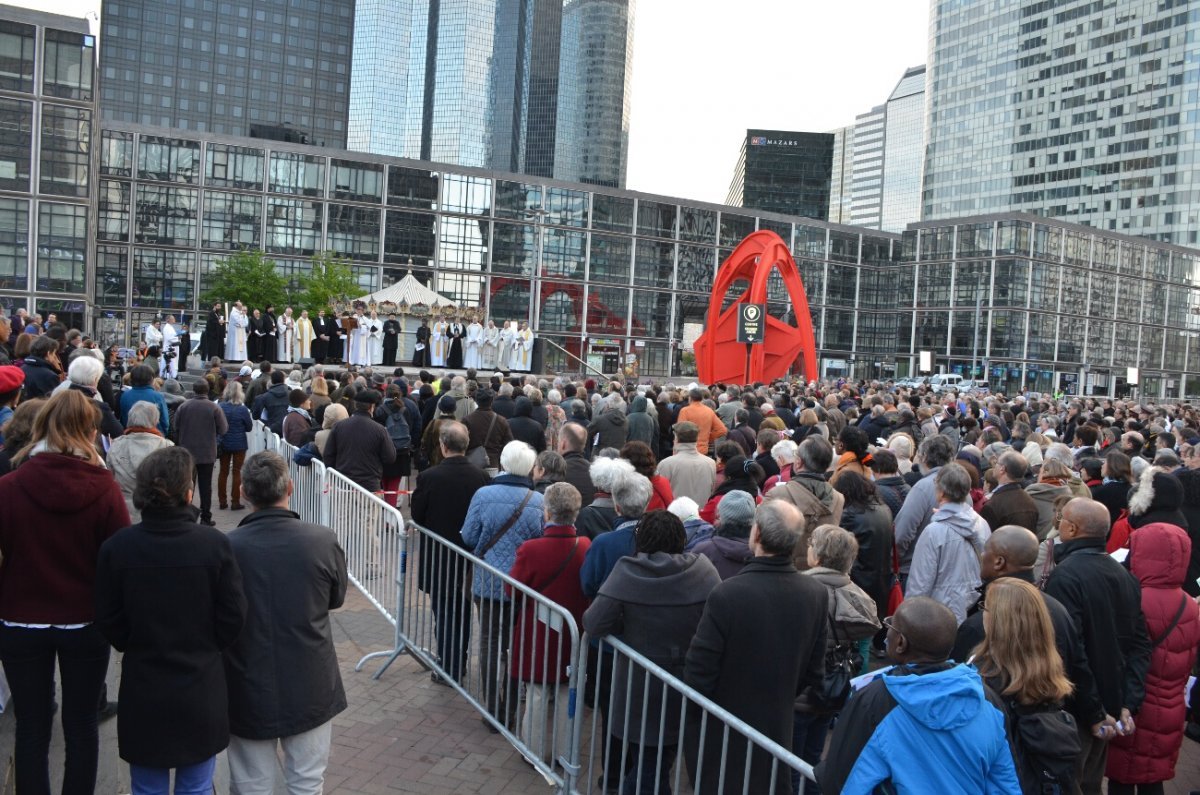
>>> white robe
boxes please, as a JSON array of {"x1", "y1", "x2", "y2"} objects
[
  {"x1": 349, "y1": 315, "x2": 371, "y2": 366},
  {"x1": 497, "y1": 325, "x2": 515, "y2": 370},
  {"x1": 296, "y1": 316, "x2": 315, "y2": 359},
  {"x1": 481, "y1": 324, "x2": 499, "y2": 370},
  {"x1": 431, "y1": 322, "x2": 448, "y2": 367},
  {"x1": 512, "y1": 328, "x2": 534, "y2": 372},
  {"x1": 160, "y1": 323, "x2": 179, "y2": 378},
  {"x1": 277, "y1": 314, "x2": 295, "y2": 363},
  {"x1": 463, "y1": 322, "x2": 483, "y2": 369},
  {"x1": 144, "y1": 323, "x2": 163, "y2": 352},
  {"x1": 366, "y1": 316, "x2": 383, "y2": 364},
  {"x1": 225, "y1": 309, "x2": 248, "y2": 360}
]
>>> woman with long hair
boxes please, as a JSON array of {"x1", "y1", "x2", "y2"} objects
[
  {"x1": 0, "y1": 390, "x2": 130, "y2": 794},
  {"x1": 95, "y1": 446, "x2": 246, "y2": 795}
]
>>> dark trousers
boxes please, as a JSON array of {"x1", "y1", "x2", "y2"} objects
[
  {"x1": 0, "y1": 625, "x2": 111, "y2": 795},
  {"x1": 587, "y1": 646, "x2": 627, "y2": 787},
  {"x1": 620, "y1": 742, "x2": 678, "y2": 795},
  {"x1": 194, "y1": 461, "x2": 214, "y2": 521},
  {"x1": 474, "y1": 597, "x2": 515, "y2": 725},
  {"x1": 1075, "y1": 723, "x2": 1108, "y2": 795},
  {"x1": 382, "y1": 347, "x2": 397, "y2": 366},
  {"x1": 430, "y1": 565, "x2": 472, "y2": 682},
  {"x1": 791, "y1": 711, "x2": 830, "y2": 794}
]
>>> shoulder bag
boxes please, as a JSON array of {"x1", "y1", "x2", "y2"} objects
[
  {"x1": 466, "y1": 412, "x2": 499, "y2": 469},
  {"x1": 477, "y1": 489, "x2": 534, "y2": 557}
]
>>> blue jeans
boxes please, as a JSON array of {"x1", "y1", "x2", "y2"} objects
[
  {"x1": 791, "y1": 711, "x2": 830, "y2": 794},
  {"x1": 130, "y1": 756, "x2": 216, "y2": 795}
]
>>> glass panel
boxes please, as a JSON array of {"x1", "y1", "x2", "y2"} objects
[
  {"x1": 1120, "y1": 243, "x2": 1145, "y2": 278},
  {"x1": 438, "y1": 216, "x2": 489, "y2": 271},
  {"x1": 438, "y1": 173, "x2": 491, "y2": 215},
  {"x1": 43, "y1": 29, "x2": 94, "y2": 101},
  {"x1": 954, "y1": 262, "x2": 990, "y2": 306},
  {"x1": 491, "y1": 222, "x2": 536, "y2": 276},
  {"x1": 1114, "y1": 324, "x2": 1138, "y2": 367},
  {"x1": 0, "y1": 197, "x2": 28, "y2": 291},
  {"x1": 1060, "y1": 267, "x2": 1088, "y2": 317},
  {"x1": 914, "y1": 310, "x2": 949, "y2": 353},
  {"x1": 0, "y1": 97, "x2": 32, "y2": 191},
  {"x1": 795, "y1": 225, "x2": 826, "y2": 258},
  {"x1": 1086, "y1": 319, "x2": 1113, "y2": 367},
  {"x1": 589, "y1": 233, "x2": 631, "y2": 285},
  {"x1": 327, "y1": 203, "x2": 380, "y2": 261},
  {"x1": 1058, "y1": 316, "x2": 1084, "y2": 364},
  {"x1": 679, "y1": 207, "x2": 717, "y2": 245},
  {"x1": 383, "y1": 210, "x2": 435, "y2": 266},
  {"x1": 1032, "y1": 224, "x2": 1062, "y2": 261},
  {"x1": 824, "y1": 308, "x2": 854, "y2": 350},
  {"x1": 545, "y1": 187, "x2": 588, "y2": 227},
  {"x1": 202, "y1": 191, "x2": 262, "y2": 250},
  {"x1": 39, "y1": 104, "x2": 91, "y2": 198},
  {"x1": 1064, "y1": 232, "x2": 1091, "y2": 268},
  {"x1": 829, "y1": 231, "x2": 859, "y2": 263},
  {"x1": 97, "y1": 180, "x2": 129, "y2": 242},
  {"x1": 541, "y1": 228, "x2": 585, "y2": 279},
  {"x1": 330, "y1": 159, "x2": 383, "y2": 203},
  {"x1": 675, "y1": 245, "x2": 712, "y2": 293},
  {"x1": 0, "y1": 21, "x2": 36, "y2": 93},
  {"x1": 386, "y1": 166, "x2": 437, "y2": 210},
  {"x1": 996, "y1": 220, "x2": 1030, "y2": 256},
  {"x1": 489, "y1": 277, "x2": 532, "y2": 323},
  {"x1": 133, "y1": 248, "x2": 194, "y2": 309},
  {"x1": 94, "y1": 244, "x2": 127, "y2": 306},
  {"x1": 137, "y1": 136, "x2": 201, "y2": 183},
  {"x1": 351, "y1": 265, "x2": 378, "y2": 295},
  {"x1": 100, "y1": 130, "x2": 134, "y2": 178},
  {"x1": 205, "y1": 143, "x2": 264, "y2": 190},
  {"x1": 1026, "y1": 313, "x2": 1057, "y2": 361},
  {"x1": 36, "y1": 203, "x2": 87, "y2": 293},
  {"x1": 538, "y1": 283, "x2": 584, "y2": 334},
  {"x1": 916, "y1": 262, "x2": 952, "y2": 307},
  {"x1": 993, "y1": 260, "x2": 1028, "y2": 307},
  {"x1": 826, "y1": 264, "x2": 858, "y2": 307},
  {"x1": 268, "y1": 151, "x2": 325, "y2": 196},
  {"x1": 135, "y1": 185, "x2": 198, "y2": 246},
  {"x1": 1028, "y1": 262, "x2": 1060, "y2": 311},
  {"x1": 495, "y1": 180, "x2": 543, "y2": 220},
  {"x1": 630, "y1": 289, "x2": 671, "y2": 338},
  {"x1": 1140, "y1": 326, "x2": 1163, "y2": 370},
  {"x1": 435, "y1": 271, "x2": 485, "y2": 308},
  {"x1": 956, "y1": 223, "x2": 993, "y2": 258},
  {"x1": 587, "y1": 286, "x2": 629, "y2": 334},
  {"x1": 266, "y1": 197, "x2": 321, "y2": 255},
  {"x1": 637, "y1": 200, "x2": 676, "y2": 239},
  {"x1": 719, "y1": 212, "x2": 755, "y2": 248},
  {"x1": 591, "y1": 193, "x2": 633, "y2": 232}
]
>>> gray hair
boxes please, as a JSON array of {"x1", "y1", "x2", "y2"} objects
[
  {"x1": 499, "y1": 382, "x2": 514, "y2": 397},
  {"x1": 919, "y1": 434, "x2": 957, "y2": 469},
  {"x1": 500, "y1": 440, "x2": 536, "y2": 477},
  {"x1": 997, "y1": 451, "x2": 1027, "y2": 481},
  {"x1": 611, "y1": 470, "x2": 653, "y2": 519},
  {"x1": 771, "y1": 439, "x2": 798, "y2": 464},
  {"x1": 67, "y1": 355, "x2": 103, "y2": 387},
  {"x1": 935, "y1": 462, "x2": 972, "y2": 504},
  {"x1": 534, "y1": 450, "x2": 566, "y2": 481},
  {"x1": 439, "y1": 420, "x2": 469, "y2": 454},
  {"x1": 809, "y1": 523, "x2": 858, "y2": 574},
  {"x1": 604, "y1": 392, "x2": 625, "y2": 413},
  {"x1": 589, "y1": 456, "x2": 634, "y2": 492},
  {"x1": 127, "y1": 400, "x2": 160, "y2": 429},
  {"x1": 543, "y1": 482, "x2": 582, "y2": 525},
  {"x1": 1044, "y1": 442, "x2": 1076, "y2": 469},
  {"x1": 797, "y1": 436, "x2": 834, "y2": 473},
  {"x1": 221, "y1": 381, "x2": 244, "y2": 405},
  {"x1": 546, "y1": 388, "x2": 562, "y2": 405},
  {"x1": 240, "y1": 451, "x2": 290, "y2": 508},
  {"x1": 754, "y1": 500, "x2": 803, "y2": 557}
]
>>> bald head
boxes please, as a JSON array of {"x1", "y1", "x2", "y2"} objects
[
  {"x1": 980, "y1": 525, "x2": 1039, "y2": 582},
  {"x1": 1063, "y1": 497, "x2": 1109, "y2": 539},
  {"x1": 890, "y1": 597, "x2": 957, "y2": 663}
]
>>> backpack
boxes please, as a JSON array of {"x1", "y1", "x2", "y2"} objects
[
  {"x1": 384, "y1": 402, "x2": 412, "y2": 452},
  {"x1": 1006, "y1": 700, "x2": 1080, "y2": 795}
]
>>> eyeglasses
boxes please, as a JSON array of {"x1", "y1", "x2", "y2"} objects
[{"x1": 882, "y1": 616, "x2": 906, "y2": 641}]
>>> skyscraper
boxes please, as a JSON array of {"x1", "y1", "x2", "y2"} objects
[
  {"x1": 849, "y1": 106, "x2": 884, "y2": 228},
  {"x1": 923, "y1": 0, "x2": 1200, "y2": 245},
  {"x1": 827, "y1": 126, "x2": 854, "y2": 224},
  {"x1": 726, "y1": 130, "x2": 834, "y2": 220},
  {"x1": 99, "y1": 0, "x2": 355, "y2": 147}
]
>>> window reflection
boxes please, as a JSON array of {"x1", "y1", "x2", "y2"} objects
[
  {"x1": 269, "y1": 152, "x2": 325, "y2": 196},
  {"x1": 39, "y1": 104, "x2": 90, "y2": 198},
  {"x1": 0, "y1": 97, "x2": 32, "y2": 192},
  {"x1": 0, "y1": 197, "x2": 28, "y2": 290},
  {"x1": 138, "y1": 137, "x2": 201, "y2": 184}
]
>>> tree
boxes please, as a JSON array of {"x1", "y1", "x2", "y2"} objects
[
  {"x1": 299, "y1": 251, "x2": 359, "y2": 314},
  {"x1": 201, "y1": 250, "x2": 287, "y2": 311}
]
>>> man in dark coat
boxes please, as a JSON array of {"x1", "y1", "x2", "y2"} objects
[
  {"x1": 508, "y1": 396, "x2": 546, "y2": 453},
  {"x1": 173, "y1": 380, "x2": 228, "y2": 526},
  {"x1": 978, "y1": 451, "x2": 1040, "y2": 533},
  {"x1": 19, "y1": 336, "x2": 61, "y2": 399},
  {"x1": 462, "y1": 388, "x2": 513, "y2": 471},
  {"x1": 411, "y1": 421, "x2": 492, "y2": 682},
  {"x1": 413, "y1": 319, "x2": 430, "y2": 367},
  {"x1": 262, "y1": 305, "x2": 278, "y2": 362},
  {"x1": 312, "y1": 309, "x2": 330, "y2": 363},
  {"x1": 322, "y1": 390, "x2": 396, "y2": 493},
  {"x1": 446, "y1": 318, "x2": 464, "y2": 369},
  {"x1": 684, "y1": 500, "x2": 828, "y2": 794},
  {"x1": 382, "y1": 313, "x2": 401, "y2": 367},
  {"x1": 558, "y1": 423, "x2": 596, "y2": 507},
  {"x1": 224, "y1": 451, "x2": 347, "y2": 793},
  {"x1": 250, "y1": 370, "x2": 290, "y2": 435},
  {"x1": 1045, "y1": 497, "x2": 1151, "y2": 793},
  {"x1": 204, "y1": 302, "x2": 225, "y2": 360},
  {"x1": 247, "y1": 309, "x2": 264, "y2": 362}
]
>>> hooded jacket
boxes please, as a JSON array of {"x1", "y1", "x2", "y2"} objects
[
  {"x1": 905, "y1": 501, "x2": 989, "y2": 625},
  {"x1": 108, "y1": 430, "x2": 175, "y2": 522},
  {"x1": 1106, "y1": 523, "x2": 1200, "y2": 785},
  {"x1": 691, "y1": 534, "x2": 753, "y2": 580},
  {"x1": 626, "y1": 395, "x2": 658, "y2": 456},
  {"x1": 764, "y1": 472, "x2": 845, "y2": 568},
  {"x1": 251, "y1": 382, "x2": 291, "y2": 434},
  {"x1": 586, "y1": 406, "x2": 628, "y2": 453},
  {"x1": 507, "y1": 396, "x2": 546, "y2": 453},
  {"x1": 817, "y1": 663, "x2": 1020, "y2": 795},
  {"x1": 894, "y1": 466, "x2": 944, "y2": 575}
]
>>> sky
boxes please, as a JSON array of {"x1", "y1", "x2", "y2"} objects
[{"x1": 19, "y1": 0, "x2": 930, "y2": 204}]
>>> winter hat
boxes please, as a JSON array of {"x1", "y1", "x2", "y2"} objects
[
  {"x1": 716, "y1": 490, "x2": 757, "y2": 528},
  {"x1": 0, "y1": 365, "x2": 25, "y2": 394},
  {"x1": 1128, "y1": 467, "x2": 1187, "y2": 530},
  {"x1": 437, "y1": 394, "x2": 457, "y2": 414}
]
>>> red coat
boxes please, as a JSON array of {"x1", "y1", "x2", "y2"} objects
[
  {"x1": 647, "y1": 475, "x2": 674, "y2": 513},
  {"x1": 1106, "y1": 522, "x2": 1200, "y2": 784},
  {"x1": 507, "y1": 525, "x2": 590, "y2": 683}
]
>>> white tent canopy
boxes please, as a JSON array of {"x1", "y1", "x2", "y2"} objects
[{"x1": 354, "y1": 271, "x2": 456, "y2": 309}]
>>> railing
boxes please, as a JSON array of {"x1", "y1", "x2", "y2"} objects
[
  {"x1": 248, "y1": 419, "x2": 270, "y2": 455},
  {"x1": 275, "y1": 435, "x2": 329, "y2": 526},
  {"x1": 542, "y1": 337, "x2": 611, "y2": 382}
]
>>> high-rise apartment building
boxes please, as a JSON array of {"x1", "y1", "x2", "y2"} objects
[
  {"x1": 99, "y1": 0, "x2": 354, "y2": 147},
  {"x1": 726, "y1": 130, "x2": 834, "y2": 220},
  {"x1": 922, "y1": 0, "x2": 1200, "y2": 245},
  {"x1": 348, "y1": 0, "x2": 634, "y2": 186}
]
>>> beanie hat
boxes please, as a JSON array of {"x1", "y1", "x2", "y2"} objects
[
  {"x1": 437, "y1": 394, "x2": 457, "y2": 413},
  {"x1": 717, "y1": 490, "x2": 757, "y2": 527}
]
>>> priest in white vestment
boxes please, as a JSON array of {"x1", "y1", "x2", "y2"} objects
[
  {"x1": 225, "y1": 302, "x2": 248, "y2": 360},
  {"x1": 295, "y1": 309, "x2": 315, "y2": 360}
]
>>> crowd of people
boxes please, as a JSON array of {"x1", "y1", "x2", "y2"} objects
[{"x1": 3, "y1": 308, "x2": 1200, "y2": 793}]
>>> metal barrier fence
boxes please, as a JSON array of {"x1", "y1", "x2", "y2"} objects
[
  {"x1": 275, "y1": 436, "x2": 329, "y2": 526},
  {"x1": 248, "y1": 419, "x2": 270, "y2": 455}
]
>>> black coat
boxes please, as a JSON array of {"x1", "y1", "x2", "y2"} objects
[
  {"x1": 20, "y1": 356, "x2": 59, "y2": 399},
  {"x1": 508, "y1": 398, "x2": 546, "y2": 453},
  {"x1": 95, "y1": 506, "x2": 246, "y2": 767},
  {"x1": 840, "y1": 501, "x2": 893, "y2": 622},
  {"x1": 411, "y1": 456, "x2": 491, "y2": 592},
  {"x1": 563, "y1": 450, "x2": 596, "y2": 507},
  {"x1": 322, "y1": 411, "x2": 397, "y2": 492},
  {"x1": 224, "y1": 508, "x2": 348, "y2": 740},
  {"x1": 1091, "y1": 479, "x2": 1131, "y2": 528},
  {"x1": 382, "y1": 319, "x2": 401, "y2": 351},
  {"x1": 1044, "y1": 537, "x2": 1152, "y2": 717},
  {"x1": 684, "y1": 555, "x2": 828, "y2": 795},
  {"x1": 978, "y1": 482, "x2": 1039, "y2": 534}
]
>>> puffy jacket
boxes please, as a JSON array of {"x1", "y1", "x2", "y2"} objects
[
  {"x1": 119, "y1": 385, "x2": 171, "y2": 436},
  {"x1": 107, "y1": 430, "x2": 175, "y2": 522},
  {"x1": 905, "y1": 501, "x2": 989, "y2": 624},
  {"x1": 218, "y1": 402, "x2": 254, "y2": 453},
  {"x1": 817, "y1": 663, "x2": 1021, "y2": 795},
  {"x1": 251, "y1": 383, "x2": 290, "y2": 434},
  {"x1": 1106, "y1": 523, "x2": 1200, "y2": 785},
  {"x1": 460, "y1": 475, "x2": 544, "y2": 601}
]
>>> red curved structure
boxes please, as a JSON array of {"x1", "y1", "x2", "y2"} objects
[{"x1": 694, "y1": 230, "x2": 818, "y2": 384}]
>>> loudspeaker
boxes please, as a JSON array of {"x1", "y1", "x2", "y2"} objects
[
  {"x1": 297, "y1": 357, "x2": 316, "y2": 368},
  {"x1": 530, "y1": 338, "x2": 544, "y2": 375}
]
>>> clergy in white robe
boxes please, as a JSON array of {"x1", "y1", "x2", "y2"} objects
[
  {"x1": 463, "y1": 320, "x2": 483, "y2": 369},
  {"x1": 295, "y1": 310, "x2": 315, "y2": 359},
  {"x1": 512, "y1": 322, "x2": 534, "y2": 372},
  {"x1": 276, "y1": 308, "x2": 296, "y2": 362},
  {"x1": 144, "y1": 320, "x2": 164, "y2": 353},
  {"x1": 366, "y1": 312, "x2": 383, "y2": 365},
  {"x1": 160, "y1": 317, "x2": 180, "y2": 378},
  {"x1": 497, "y1": 321, "x2": 515, "y2": 371},
  {"x1": 225, "y1": 303, "x2": 248, "y2": 360},
  {"x1": 348, "y1": 313, "x2": 371, "y2": 366},
  {"x1": 431, "y1": 320, "x2": 448, "y2": 367},
  {"x1": 481, "y1": 320, "x2": 499, "y2": 370}
]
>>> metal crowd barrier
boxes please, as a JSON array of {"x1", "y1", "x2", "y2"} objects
[
  {"x1": 275, "y1": 436, "x2": 329, "y2": 526},
  {"x1": 248, "y1": 419, "x2": 270, "y2": 455}
]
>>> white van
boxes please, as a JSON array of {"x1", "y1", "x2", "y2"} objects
[{"x1": 929, "y1": 373, "x2": 963, "y2": 393}]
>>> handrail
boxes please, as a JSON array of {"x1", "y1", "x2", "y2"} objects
[{"x1": 540, "y1": 337, "x2": 611, "y2": 381}]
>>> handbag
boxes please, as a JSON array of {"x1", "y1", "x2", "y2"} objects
[
  {"x1": 812, "y1": 609, "x2": 862, "y2": 711},
  {"x1": 466, "y1": 412, "x2": 499, "y2": 469},
  {"x1": 887, "y1": 543, "x2": 904, "y2": 617}
]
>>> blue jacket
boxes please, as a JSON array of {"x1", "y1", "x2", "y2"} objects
[
  {"x1": 580, "y1": 519, "x2": 637, "y2": 598},
  {"x1": 119, "y1": 385, "x2": 171, "y2": 436},
  {"x1": 818, "y1": 662, "x2": 1020, "y2": 795},
  {"x1": 218, "y1": 402, "x2": 255, "y2": 452},
  {"x1": 460, "y1": 475, "x2": 544, "y2": 601}
]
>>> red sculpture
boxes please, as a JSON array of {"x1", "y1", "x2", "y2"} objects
[{"x1": 694, "y1": 230, "x2": 818, "y2": 385}]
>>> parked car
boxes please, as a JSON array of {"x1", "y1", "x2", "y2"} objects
[
  {"x1": 959, "y1": 379, "x2": 991, "y2": 395},
  {"x1": 928, "y1": 373, "x2": 963, "y2": 393}
]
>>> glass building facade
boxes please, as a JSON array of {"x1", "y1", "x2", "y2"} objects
[
  {"x1": 98, "y1": 0, "x2": 354, "y2": 148},
  {"x1": 922, "y1": 0, "x2": 1200, "y2": 246},
  {"x1": 725, "y1": 130, "x2": 834, "y2": 220}
]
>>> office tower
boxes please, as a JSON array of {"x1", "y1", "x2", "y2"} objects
[
  {"x1": 726, "y1": 130, "x2": 834, "y2": 220},
  {"x1": 99, "y1": 0, "x2": 354, "y2": 147},
  {"x1": 849, "y1": 106, "x2": 885, "y2": 227},
  {"x1": 554, "y1": 0, "x2": 634, "y2": 187},
  {"x1": 827, "y1": 126, "x2": 854, "y2": 224},
  {"x1": 923, "y1": 0, "x2": 1200, "y2": 245}
]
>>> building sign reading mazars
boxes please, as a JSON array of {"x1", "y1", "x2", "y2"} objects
[{"x1": 750, "y1": 136, "x2": 801, "y2": 147}]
